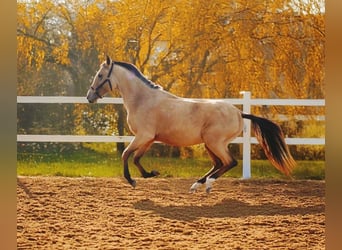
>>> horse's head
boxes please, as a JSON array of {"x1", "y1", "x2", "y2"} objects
[{"x1": 87, "y1": 55, "x2": 116, "y2": 103}]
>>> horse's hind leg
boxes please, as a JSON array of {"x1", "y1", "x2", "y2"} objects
[
  {"x1": 198, "y1": 140, "x2": 237, "y2": 193},
  {"x1": 190, "y1": 145, "x2": 223, "y2": 192},
  {"x1": 205, "y1": 152, "x2": 238, "y2": 193}
]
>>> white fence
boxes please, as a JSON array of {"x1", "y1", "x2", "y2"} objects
[{"x1": 17, "y1": 91, "x2": 325, "y2": 179}]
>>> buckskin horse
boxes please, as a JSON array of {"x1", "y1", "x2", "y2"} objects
[{"x1": 87, "y1": 56, "x2": 295, "y2": 193}]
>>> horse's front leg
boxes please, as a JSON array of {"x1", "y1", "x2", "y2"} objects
[
  {"x1": 133, "y1": 142, "x2": 160, "y2": 178},
  {"x1": 122, "y1": 136, "x2": 157, "y2": 188},
  {"x1": 122, "y1": 146, "x2": 136, "y2": 187}
]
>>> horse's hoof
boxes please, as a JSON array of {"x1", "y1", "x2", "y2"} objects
[
  {"x1": 151, "y1": 170, "x2": 160, "y2": 176},
  {"x1": 189, "y1": 182, "x2": 202, "y2": 193},
  {"x1": 205, "y1": 178, "x2": 215, "y2": 194},
  {"x1": 130, "y1": 179, "x2": 137, "y2": 188}
]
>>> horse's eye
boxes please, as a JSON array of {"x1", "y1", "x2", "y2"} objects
[{"x1": 98, "y1": 74, "x2": 103, "y2": 79}]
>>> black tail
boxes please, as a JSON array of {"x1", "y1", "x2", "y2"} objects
[{"x1": 242, "y1": 113, "x2": 296, "y2": 176}]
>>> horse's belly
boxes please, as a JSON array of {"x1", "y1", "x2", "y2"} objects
[{"x1": 155, "y1": 130, "x2": 203, "y2": 146}]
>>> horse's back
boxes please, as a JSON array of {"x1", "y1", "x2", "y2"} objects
[{"x1": 153, "y1": 97, "x2": 243, "y2": 146}]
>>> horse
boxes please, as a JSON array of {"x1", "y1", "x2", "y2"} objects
[{"x1": 87, "y1": 56, "x2": 296, "y2": 193}]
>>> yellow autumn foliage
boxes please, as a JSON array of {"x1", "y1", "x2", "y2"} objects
[{"x1": 17, "y1": 0, "x2": 324, "y2": 121}]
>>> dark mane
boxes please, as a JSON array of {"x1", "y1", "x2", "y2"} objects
[{"x1": 114, "y1": 61, "x2": 161, "y2": 89}]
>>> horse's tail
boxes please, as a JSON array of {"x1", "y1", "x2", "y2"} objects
[{"x1": 241, "y1": 113, "x2": 296, "y2": 176}]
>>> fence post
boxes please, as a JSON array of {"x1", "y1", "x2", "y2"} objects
[{"x1": 240, "y1": 91, "x2": 251, "y2": 179}]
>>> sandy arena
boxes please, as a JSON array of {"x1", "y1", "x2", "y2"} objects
[{"x1": 17, "y1": 177, "x2": 325, "y2": 249}]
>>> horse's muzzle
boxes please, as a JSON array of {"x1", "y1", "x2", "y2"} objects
[
  {"x1": 86, "y1": 90, "x2": 98, "y2": 103},
  {"x1": 87, "y1": 96, "x2": 98, "y2": 103}
]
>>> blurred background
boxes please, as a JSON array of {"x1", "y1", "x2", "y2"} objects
[{"x1": 17, "y1": 0, "x2": 325, "y2": 178}]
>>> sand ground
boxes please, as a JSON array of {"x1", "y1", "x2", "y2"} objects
[{"x1": 17, "y1": 177, "x2": 325, "y2": 249}]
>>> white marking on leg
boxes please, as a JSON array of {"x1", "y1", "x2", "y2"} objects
[
  {"x1": 205, "y1": 178, "x2": 216, "y2": 194},
  {"x1": 189, "y1": 182, "x2": 202, "y2": 193}
]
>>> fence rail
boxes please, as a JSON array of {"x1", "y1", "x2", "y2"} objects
[{"x1": 17, "y1": 92, "x2": 325, "y2": 179}]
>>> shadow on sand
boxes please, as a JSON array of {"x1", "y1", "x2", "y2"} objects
[{"x1": 133, "y1": 198, "x2": 324, "y2": 221}]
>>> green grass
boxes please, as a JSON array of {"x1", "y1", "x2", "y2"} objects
[{"x1": 17, "y1": 150, "x2": 325, "y2": 180}]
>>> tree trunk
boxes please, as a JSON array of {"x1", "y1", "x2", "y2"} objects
[{"x1": 116, "y1": 105, "x2": 125, "y2": 155}]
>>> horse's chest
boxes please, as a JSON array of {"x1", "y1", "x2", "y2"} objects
[
  {"x1": 126, "y1": 113, "x2": 153, "y2": 135},
  {"x1": 127, "y1": 117, "x2": 138, "y2": 134}
]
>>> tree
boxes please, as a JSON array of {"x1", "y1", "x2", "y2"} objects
[{"x1": 17, "y1": 0, "x2": 325, "y2": 159}]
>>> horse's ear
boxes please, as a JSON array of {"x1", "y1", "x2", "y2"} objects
[{"x1": 106, "y1": 55, "x2": 111, "y2": 66}]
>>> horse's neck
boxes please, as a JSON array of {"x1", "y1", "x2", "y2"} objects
[{"x1": 115, "y1": 69, "x2": 155, "y2": 112}]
